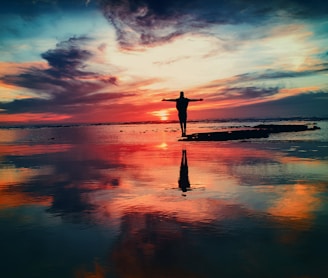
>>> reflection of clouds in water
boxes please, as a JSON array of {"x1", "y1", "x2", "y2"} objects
[
  {"x1": 0, "y1": 166, "x2": 43, "y2": 188},
  {"x1": 0, "y1": 143, "x2": 125, "y2": 222},
  {"x1": 1, "y1": 126, "x2": 327, "y2": 229},
  {"x1": 0, "y1": 146, "x2": 325, "y2": 229},
  {"x1": 268, "y1": 183, "x2": 322, "y2": 221},
  {"x1": 1, "y1": 123, "x2": 328, "y2": 278}
]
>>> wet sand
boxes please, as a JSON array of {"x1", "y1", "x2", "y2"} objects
[{"x1": 1, "y1": 121, "x2": 328, "y2": 277}]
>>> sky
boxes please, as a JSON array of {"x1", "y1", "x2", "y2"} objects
[{"x1": 0, "y1": 0, "x2": 328, "y2": 124}]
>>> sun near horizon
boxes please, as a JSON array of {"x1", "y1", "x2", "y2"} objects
[{"x1": 150, "y1": 109, "x2": 170, "y2": 121}]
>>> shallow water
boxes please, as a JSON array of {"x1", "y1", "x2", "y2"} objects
[{"x1": 1, "y1": 120, "x2": 328, "y2": 277}]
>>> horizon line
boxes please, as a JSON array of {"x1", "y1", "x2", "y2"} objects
[{"x1": 0, "y1": 116, "x2": 327, "y2": 129}]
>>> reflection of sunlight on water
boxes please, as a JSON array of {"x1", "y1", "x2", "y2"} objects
[
  {"x1": 157, "y1": 142, "x2": 168, "y2": 149},
  {"x1": 1, "y1": 120, "x2": 328, "y2": 278}
]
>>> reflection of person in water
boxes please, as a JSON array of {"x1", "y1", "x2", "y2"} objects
[
  {"x1": 162, "y1": 91, "x2": 203, "y2": 137},
  {"x1": 179, "y1": 150, "x2": 190, "y2": 193}
]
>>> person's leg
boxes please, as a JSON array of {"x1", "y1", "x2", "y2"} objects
[
  {"x1": 182, "y1": 113, "x2": 187, "y2": 136},
  {"x1": 179, "y1": 114, "x2": 184, "y2": 136},
  {"x1": 180, "y1": 121, "x2": 184, "y2": 136},
  {"x1": 179, "y1": 113, "x2": 186, "y2": 136},
  {"x1": 183, "y1": 120, "x2": 187, "y2": 136}
]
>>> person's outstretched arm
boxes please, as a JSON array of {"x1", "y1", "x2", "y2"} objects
[
  {"x1": 188, "y1": 98, "x2": 203, "y2": 101},
  {"x1": 162, "y1": 98, "x2": 177, "y2": 101}
]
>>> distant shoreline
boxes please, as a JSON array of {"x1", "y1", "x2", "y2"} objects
[{"x1": 0, "y1": 116, "x2": 327, "y2": 130}]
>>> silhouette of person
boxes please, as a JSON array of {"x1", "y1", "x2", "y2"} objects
[
  {"x1": 178, "y1": 150, "x2": 190, "y2": 194},
  {"x1": 162, "y1": 91, "x2": 203, "y2": 137}
]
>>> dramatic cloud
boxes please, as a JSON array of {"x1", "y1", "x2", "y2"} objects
[
  {"x1": 218, "y1": 91, "x2": 328, "y2": 118},
  {"x1": 100, "y1": 0, "x2": 328, "y2": 48},
  {"x1": 41, "y1": 37, "x2": 93, "y2": 76},
  {"x1": 0, "y1": 36, "x2": 124, "y2": 117},
  {"x1": 217, "y1": 86, "x2": 279, "y2": 100},
  {"x1": 100, "y1": 0, "x2": 188, "y2": 48},
  {"x1": 199, "y1": 86, "x2": 280, "y2": 103},
  {"x1": 234, "y1": 66, "x2": 328, "y2": 83},
  {"x1": 200, "y1": 62, "x2": 328, "y2": 91},
  {"x1": 189, "y1": 90, "x2": 328, "y2": 120}
]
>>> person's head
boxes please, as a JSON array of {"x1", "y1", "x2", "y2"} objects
[{"x1": 180, "y1": 91, "x2": 184, "y2": 98}]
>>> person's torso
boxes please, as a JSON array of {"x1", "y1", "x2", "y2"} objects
[{"x1": 176, "y1": 98, "x2": 189, "y2": 112}]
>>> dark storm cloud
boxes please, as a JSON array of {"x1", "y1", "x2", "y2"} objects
[
  {"x1": 3, "y1": 0, "x2": 327, "y2": 18},
  {"x1": 200, "y1": 86, "x2": 280, "y2": 103},
  {"x1": 41, "y1": 37, "x2": 92, "y2": 74},
  {"x1": 2, "y1": 1, "x2": 327, "y2": 48},
  {"x1": 234, "y1": 91, "x2": 328, "y2": 118},
  {"x1": 200, "y1": 91, "x2": 328, "y2": 119},
  {"x1": 234, "y1": 66, "x2": 328, "y2": 83},
  {"x1": 218, "y1": 86, "x2": 280, "y2": 100},
  {"x1": 201, "y1": 62, "x2": 328, "y2": 91},
  {"x1": 100, "y1": 0, "x2": 189, "y2": 48},
  {"x1": 0, "y1": 36, "x2": 126, "y2": 115},
  {"x1": 99, "y1": 0, "x2": 328, "y2": 48}
]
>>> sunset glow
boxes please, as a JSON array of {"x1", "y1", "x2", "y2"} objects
[
  {"x1": 0, "y1": 1, "x2": 327, "y2": 125},
  {"x1": 150, "y1": 109, "x2": 170, "y2": 121}
]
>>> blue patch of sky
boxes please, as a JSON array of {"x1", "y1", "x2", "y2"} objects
[{"x1": 0, "y1": 8, "x2": 110, "y2": 62}]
